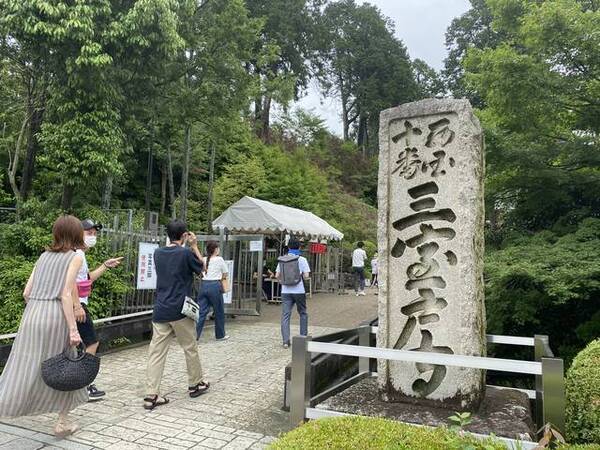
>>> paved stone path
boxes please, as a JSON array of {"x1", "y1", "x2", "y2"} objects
[{"x1": 0, "y1": 292, "x2": 378, "y2": 449}]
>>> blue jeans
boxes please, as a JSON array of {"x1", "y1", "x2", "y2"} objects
[
  {"x1": 281, "y1": 293, "x2": 308, "y2": 345},
  {"x1": 353, "y1": 267, "x2": 365, "y2": 292},
  {"x1": 196, "y1": 281, "x2": 226, "y2": 339}
]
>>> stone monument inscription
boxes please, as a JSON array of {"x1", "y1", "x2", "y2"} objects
[{"x1": 377, "y1": 99, "x2": 486, "y2": 409}]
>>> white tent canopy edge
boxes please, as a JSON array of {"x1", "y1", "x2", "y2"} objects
[{"x1": 212, "y1": 196, "x2": 344, "y2": 241}]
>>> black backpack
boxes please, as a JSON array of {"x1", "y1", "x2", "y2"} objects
[{"x1": 277, "y1": 254, "x2": 303, "y2": 286}]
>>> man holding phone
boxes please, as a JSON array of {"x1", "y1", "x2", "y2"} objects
[
  {"x1": 143, "y1": 220, "x2": 210, "y2": 411},
  {"x1": 74, "y1": 219, "x2": 123, "y2": 401}
]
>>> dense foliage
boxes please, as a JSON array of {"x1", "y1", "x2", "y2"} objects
[
  {"x1": 448, "y1": 0, "x2": 600, "y2": 365},
  {"x1": 566, "y1": 339, "x2": 600, "y2": 444},
  {"x1": 1, "y1": 0, "x2": 598, "y2": 367},
  {"x1": 270, "y1": 416, "x2": 507, "y2": 450}
]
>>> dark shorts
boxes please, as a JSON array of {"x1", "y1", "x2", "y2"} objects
[{"x1": 77, "y1": 303, "x2": 98, "y2": 347}]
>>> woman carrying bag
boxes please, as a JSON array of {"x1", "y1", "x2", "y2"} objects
[
  {"x1": 0, "y1": 215, "x2": 89, "y2": 437},
  {"x1": 196, "y1": 241, "x2": 230, "y2": 341}
]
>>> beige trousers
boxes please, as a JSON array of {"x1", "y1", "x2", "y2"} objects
[{"x1": 146, "y1": 317, "x2": 203, "y2": 396}]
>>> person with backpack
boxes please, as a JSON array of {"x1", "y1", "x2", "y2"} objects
[{"x1": 276, "y1": 239, "x2": 310, "y2": 349}]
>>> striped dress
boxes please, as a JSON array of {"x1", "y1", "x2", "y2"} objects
[{"x1": 0, "y1": 251, "x2": 87, "y2": 418}]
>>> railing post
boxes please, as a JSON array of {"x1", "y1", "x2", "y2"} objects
[
  {"x1": 290, "y1": 335, "x2": 312, "y2": 427},
  {"x1": 534, "y1": 334, "x2": 548, "y2": 429},
  {"x1": 541, "y1": 357, "x2": 565, "y2": 436},
  {"x1": 358, "y1": 325, "x2": 370, "y2": 374}
]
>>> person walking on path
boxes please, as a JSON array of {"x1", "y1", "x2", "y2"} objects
[
  {"x1": 196, "y1": 241, "x2": 230, "y2": 341},
  {"x1": 277, "y1": 239, "x2": 310, "y2": 349},
  {"x1": 75, "y1": 219, "x2": 123, "y2": 401},
  {"x1": 370, "y1": 252, "x2": 379, "y2": 287},
  {"x1": 352, "y1": 241, "x2": 368, "y2": 296},
  {"x1": 144, "y1": 220, "x2": 210, "y2": 410},
  {"x1": 0, "y1": 215, "x2": 88, "y2": 438}
]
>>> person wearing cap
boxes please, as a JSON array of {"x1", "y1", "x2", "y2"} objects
[{"x1": 75, "y1": 219, "x2": 123, "y2": 401}]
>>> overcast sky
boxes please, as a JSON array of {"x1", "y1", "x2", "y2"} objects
[{"x1": 288, "y1": 0, "x2": 471, "y2": 135}]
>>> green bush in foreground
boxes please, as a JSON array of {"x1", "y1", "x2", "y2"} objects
[
  {"x1": 269, "y1": 416, "x2": 507, "y2": 450},
  {"x1": 566, "y1": 339, "x2": 600, "y2": 444},
  {"x1": 560, "y1": 445, "x2": 600, "y2": 450}
]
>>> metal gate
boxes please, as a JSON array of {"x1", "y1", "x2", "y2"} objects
[
  {"x1": 195, "y1": 233, "x2": 263, "y2": 316},
  {"x1": 99, "y1": 228, "x2": 263, "y2": 317}
]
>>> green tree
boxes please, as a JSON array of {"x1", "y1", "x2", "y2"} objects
[
  {"x1": 443, "y1": 0, "x2": 504, "y2": 106},
  {"x1": 0, "y1": 0, "x2": 184, "y2": 210},
  {"x1": 464, "y1": 0, "x2": 600, "y2": 231},
  {"x1": 246, "y1": 0, "x2": 324, "y2": 141},
  {"x1": 319, "y1": 0, "x2": 418, "y2": 154}
]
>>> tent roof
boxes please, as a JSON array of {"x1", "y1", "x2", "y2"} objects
[{"x1": 212, "y1": 196, "x2": 344, "y2": 241}]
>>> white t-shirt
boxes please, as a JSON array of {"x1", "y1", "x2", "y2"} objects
[
  {"x1": 352, "y1": 248, "x2": 367, "y2": 268},
  {"x1": 371, "y1": 258, "x2": 378, "y2": 274},
  {"x1": 75, "y1": 249, "x2": 90, "y2": 304},
  {"x1": 276, "y1": 256, "x2": 311, "y2": 294},
  {"x1": 203, "y1": 256, "x2": 229, "y2": 280}
]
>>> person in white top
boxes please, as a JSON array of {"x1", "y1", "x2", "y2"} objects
[
  {"x1": 352, "y1": 242, "x2": 368, "y2": 296},
  {"x1": 196, "y1": 241, "x2": 230, "y2": 341},
  {"x1": 75, "y1": 219, "x2": 123, "y2": 401},
  {"x1": 370, "y1": 252, "x2": 378, "y2": 287}
]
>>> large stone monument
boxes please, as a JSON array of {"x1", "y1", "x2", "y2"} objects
[{"x1": 377, "y1": 98, "x2": 486, "y2": 410}]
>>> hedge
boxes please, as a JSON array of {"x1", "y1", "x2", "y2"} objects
[
  {"x1": 269, "y1": 416, "x2": 507, "y2": 450},
  {"x1": 566, "y1": 339, "x2": 600, "y2": 444}
]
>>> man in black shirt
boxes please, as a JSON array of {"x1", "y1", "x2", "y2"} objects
[{"x1": 144, "y1": 220, "x2": 210, "y2": 410}]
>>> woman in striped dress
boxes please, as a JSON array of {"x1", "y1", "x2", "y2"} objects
[{"x1": 0, "y1": 215, "x2": 88, "y2": 437}]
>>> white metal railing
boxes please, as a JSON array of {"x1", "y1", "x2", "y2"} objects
[{"x1": 290, "y1": 325, "x2": 565, "y2": 446}]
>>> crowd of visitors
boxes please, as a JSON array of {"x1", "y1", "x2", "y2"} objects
[{"x1": 0, "y1": 215, "x2": 315, "y2": 437}]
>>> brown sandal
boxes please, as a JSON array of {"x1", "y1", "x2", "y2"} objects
[{"x1": 143, "y1": 395, "x2": 169, "y2": 410}]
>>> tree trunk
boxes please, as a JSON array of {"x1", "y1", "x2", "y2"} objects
[
  {"x1": 61, "y1": 182, "x2": 75, "y2": 211},
  {"x1": 207, "y1": 142, "x2": 216, "y2": 233},
  {"x1": 339, "y1": 71, "x2": 350, "y2": 141},
  {"x1": 167, "y1": 146, "x2": 176, "y2": 219},
  {"x1": 260, "y1": 95, "x2": 272, "y2": 142},
  {"x1": 357, "y1": 115, "x2": 368, "y2": 157},
  {"x1": 102, "y1": 175, "x2": 113, "y2": 209},
  {"x1": 160, "y1": 164, "x2": 167, "y2": 216},
  {"x1": 21, "y1": 96, "x2": 45, "y2": 201},
  {"x1": 145, "y1": 147, "x2": 153, "y2": 212},
  {"x1": 180, "y1": 124, "x2": 191, "y2": 221}
]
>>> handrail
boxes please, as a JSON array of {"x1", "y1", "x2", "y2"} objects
[
  {"x1": 0, "y1": 310, "x2": 153, "y2": 341},
  {"x1": 370, "y1": 326, "x2": 535, "y2": 347},
  {"x1": 306, "y1": 341, "x2": 542, "y2": 375},
  {"x1": 291, "y1": 331, "x2": 565, "y2": 438}
]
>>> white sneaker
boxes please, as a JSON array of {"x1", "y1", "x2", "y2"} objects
[
  {"x1": 216, "y1": 335, "x2": 230, "y2": 341},
  {"x1": 359, "y1": 291, "x2": 366, "y2": 296}
]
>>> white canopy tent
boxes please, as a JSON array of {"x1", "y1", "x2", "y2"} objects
[{"x1": 212, "y1": 196, "x2": 344, "y2": 241}]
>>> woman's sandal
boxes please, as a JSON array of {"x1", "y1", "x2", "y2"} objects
[
  {"x1": 143, "y1": 395, "x2": 170, "y2": 410},
  {"x1": 54, "y1": 422, "x2": 79, "y2": 438}
]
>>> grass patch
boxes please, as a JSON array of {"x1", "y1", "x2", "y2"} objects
[{"x1": 269, "y1": 416, "x2": 508, "y2": 450}]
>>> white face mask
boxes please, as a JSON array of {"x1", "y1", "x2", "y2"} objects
[{"x1": 84, "y1": 235, "x2": 97, "y2": 248}]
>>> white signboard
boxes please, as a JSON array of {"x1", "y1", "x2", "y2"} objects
[
  {"x1": 223, "y1": 260, "x2": 234, "y2": 304},
  {"x1": 137, "y1": 242, "x2": 159, "y2": 290},
  {"x1": 249, "y1": 240, "x2": 262, "y2": 252}
]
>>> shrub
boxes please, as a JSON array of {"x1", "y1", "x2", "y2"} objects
[
  {"x1": 559, "y1": 446, "x2": 600, "y2": 450},
  {"x1": 269, "y1": 416, "x2": 507, "y2": 450},
  {"x1": 566, "y1": 339, "x2": 600, "y2": 444}
]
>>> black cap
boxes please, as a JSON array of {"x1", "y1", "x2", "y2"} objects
[{"x1": 81, "y1": 219, "x2": 103, "y2": 231}]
